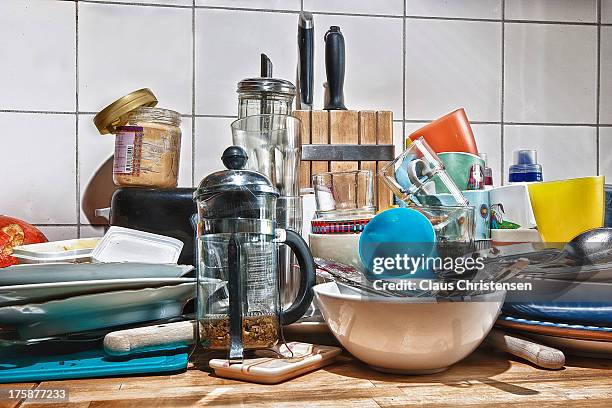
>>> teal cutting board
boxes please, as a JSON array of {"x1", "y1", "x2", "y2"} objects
[{"x1": 0, "y1": 346, "x2": 188, "y2": 383}]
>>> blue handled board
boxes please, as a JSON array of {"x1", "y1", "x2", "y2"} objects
[{"x1": 0, "y1": 346, "x2": 189, "y2": 383}]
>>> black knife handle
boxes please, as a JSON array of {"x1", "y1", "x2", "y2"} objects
[
  {"x1": 298, "y1": 23, "x2": 314, "y2": 107},
  {"x1": 324, "y1": 26, "x2": 346, "y2": 110}
]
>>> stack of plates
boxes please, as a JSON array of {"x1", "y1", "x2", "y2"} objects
[
  {"x1": 0, "y1": 263, "x2": 196, "y2": 341},
  {"x1": 499, "y1": 268, "x2": 612, "y2": 358}
]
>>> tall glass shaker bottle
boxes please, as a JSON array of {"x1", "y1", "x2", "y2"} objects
[
  {"x1": 237, "y1": 77, "x2": 295, "y2": 118},
  {"x1": 231, "y1": 114, "x2": 303, "y2": 311},
  {"x1": 194, "y1": 146, "x2": 315, "y2": 361}
]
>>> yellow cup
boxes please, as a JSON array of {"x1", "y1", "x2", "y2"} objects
[{"x1": 527, "y1": 176, "x2": 605, "y2": 242}]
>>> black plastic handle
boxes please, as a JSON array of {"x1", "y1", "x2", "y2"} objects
[
  {"x1": 261, "y1": 53, "x2": 273, "y2": 77},
  {"x1": 279, "y1": 229, "x2": 316, "y2": 325},
  {"x1": 324, "y1": 26, "x2": 346, "y2": 110},
  {"x1": 298, "y1": 15, "x2": 314, "y2": 107}
]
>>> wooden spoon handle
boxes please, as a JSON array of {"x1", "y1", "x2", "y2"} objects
[
  {"x1": 103, "y1": 320, "x2": 196, "y2": 356},
  {"x1": 487, "y1": 328, "x2": 565, "y2": 370}
]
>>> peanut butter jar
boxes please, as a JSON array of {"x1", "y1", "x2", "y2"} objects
[{"x1": 93, "y1": 89, "x2": 182, "y2": 188}]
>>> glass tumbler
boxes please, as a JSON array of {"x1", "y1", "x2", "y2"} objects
[
  {"x1": 312, "y1": 170, "x2": 375, "y2": 219},
  {"x1": 379, "y1": 137, "x2": 468, "y2": 207}
]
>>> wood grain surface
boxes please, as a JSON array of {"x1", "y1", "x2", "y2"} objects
[
  {"x1": 4, "y1": 347, "x2": 611, "y2": 407},
  {"x1": 294, "y1": 109, "x2": 395, "y2": 210}
]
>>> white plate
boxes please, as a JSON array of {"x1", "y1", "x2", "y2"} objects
[
  {"x1": 525, "y1": 333, "x2": 612, "y2": 359},
  {"x1": 0, "y1": 263, "x2": 193, "y2": 286},
  {"x1": 0, "y1": 278, "x2": 195, "y2": 307},
  {"x1": 92, "y1": 226, "x2": 183, "y2": 264},
  {"x1": 0, "y1": 283, "x2": 197, "y2": 339}
]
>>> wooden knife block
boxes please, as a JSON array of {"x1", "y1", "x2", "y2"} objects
[{"x1": 293, "y1": 110, "x2": 394, "y2": 211}]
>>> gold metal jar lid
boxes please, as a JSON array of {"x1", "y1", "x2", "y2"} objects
[{"x1": 93, "y1": 88, "x2": 158, "y2": 135}]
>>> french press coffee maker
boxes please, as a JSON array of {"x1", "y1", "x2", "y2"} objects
[{"x1": 194, "y1": 146, "x2": 316, "y2": 361}]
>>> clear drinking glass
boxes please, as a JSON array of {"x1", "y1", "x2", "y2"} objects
[
  {"x1": 312, "y1": 170, "x2": 375, "y2": 219},
  {"x1": 379, "y1": 137, "x2": 468, "y2": 207},
  {"x1": 415, "y1": 205, "x2": 475, "y2": 259},
  {"x1": 231, "y1": 114, "x2": 301, "y2": 197}
]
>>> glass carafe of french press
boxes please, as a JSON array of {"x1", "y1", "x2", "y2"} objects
[{"x1": 194, "y1": 146, "x2": 315, "y2": 361}]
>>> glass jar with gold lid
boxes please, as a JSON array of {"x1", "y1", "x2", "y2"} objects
[{"x1": 94, "y1": 89, "x2": 182, "y2": 188}]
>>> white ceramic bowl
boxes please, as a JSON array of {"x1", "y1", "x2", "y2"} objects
[
  {"x1": 314, "y1": 282, "x2": 505, "y2": 374},
  {"x1": 309, "y1": 233, "x2": 361, "y2": 270}
]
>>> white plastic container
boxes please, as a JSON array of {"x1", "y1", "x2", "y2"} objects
[
  {"x1": 92, "y1": 226, "x2": 183, "y2": 264},
  {"x1": 12, "y1": 238, "x2": 101, "y2": 264}
]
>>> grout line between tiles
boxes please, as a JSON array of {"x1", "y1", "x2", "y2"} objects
[
  {"x1": 402, "y1": 1, "x2": 406, "y2": 147},
  {"x1": 34, "y1": 224, "x2": 81, "y2": 227},
  {"x1": 193, "y1": 114, "x2": 238, "y2": 118},
  {"x1": 501, "y1": 0, "x2": 506, "y2": 184},
  {"x1": 597, "y1": 0, "x2": 602, "y2": 176},
  {"x1": 192, "y1": 0, "x2": 196, "y2": 187},
  {"x1": 79, "y1": 0, "x2": 192, "y2": 9},
  {"x1": 194, "y1": 5, "x2": 299, "y2": 14},
  {"x1": 75, "y1": 1, "x2": 81, "y2": 238},
  {"x1": 71, "y1": 1, "x2": 605, "y2": 26},
  {"x1": 2, "y1": 106, "x2": 602, "y2": 128},
  {"x1": 0, "y1": 109, "x2": 75, "y2": 115}
]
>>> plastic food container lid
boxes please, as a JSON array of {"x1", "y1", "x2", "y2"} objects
[
  {"x1": 91, "y1": 226, "x2": 184, "y2": 264},
  {"x1": 12, "y1": 238, "x2": 101, "y2": 260},
  {"x1": 93, "y1": 88, "x2": 158, "y2": 135}
]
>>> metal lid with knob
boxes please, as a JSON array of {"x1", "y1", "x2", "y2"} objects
[{"x1": 194, "y1": 146, "x2": 279, "y2": 200}]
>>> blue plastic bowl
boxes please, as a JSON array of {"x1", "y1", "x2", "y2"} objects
[{"x1": 359, "y1": 208, "x2": 436, "y2": 279}]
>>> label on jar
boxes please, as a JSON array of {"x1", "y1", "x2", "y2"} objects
[{"x1": 114, "y1": 126, "x2": 143, "y2": 175}]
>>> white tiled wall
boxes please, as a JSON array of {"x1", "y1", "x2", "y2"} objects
[{"x1": 0, "y1": 0, "x2": 609, "y2": 240}]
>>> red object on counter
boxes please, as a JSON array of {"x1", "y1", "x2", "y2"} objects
[
  {"x1": 0, "y1": 215, "x2": 48, "y2": 267},
  {"x1": 408, "y1": 108, "x2": 478, "y2": 154}
]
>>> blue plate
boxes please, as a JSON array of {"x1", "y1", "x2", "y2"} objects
[
  {"x1": 497, "y1": 314, "x2": 612, "y2": 334},
  {"x1": 503, "y1": 302, "x2": 612, "y2": 326}
]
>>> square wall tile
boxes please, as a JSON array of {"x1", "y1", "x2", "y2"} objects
[
  {"x1": 504, "y1": 24, "x2": 597, "y2": 124},
  {"x1": 603, "y1": 0, "x2": 612, "y2": 23},
  {"x1": 79, "y1": 3, "x2": 192, "y2": 114},
  {"x1": 406, "y1": 0, "x2": 501, "y2": 20},
  {"x1": 195, "y1": 10, "x2": 296, "y2": 116},
  {"x1": 0, "y1": 113, "x2": 76, "y2": 224},
  {"x1": 37, "y1": 226, "x2": 79, "y2": 241},
  {"x1": 313, "y1": 15, "x2": 403, "y2": 118},
  {"x1": 503, "y1": 125, "x2": 597, "y2": 182},
  {"x1": 405, "y1": 19, "x2": 502, "y2": 122},
  {"x1": 194, "y1": 117, "x2": 235, "y2": 182},
  {"x1": 197, "y1": 0, "x2": 300, "y2": 10},
  {"x1": 80, "y1": 225, "x2": 108, "y2": 238},
  {"x1": 505, "y1": 0, "x2": 597, "y2": 23},
  {"x1": 600, "y1": 128, "x2": 612, "y2": 180},
  {"x1": 600, "y1": 27, "x2": 612, "y2": 125},
  {"x1": 0, "y1": 0, "x2": 75, "y2": 111},
  {"x1": 304, "y1": 0, "x2": 403, "y2": 16},
  {"x1": 78, "y1": 114, "x2": 193, "y2": 224}
]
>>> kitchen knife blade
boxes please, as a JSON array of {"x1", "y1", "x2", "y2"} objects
[
  {"x1": 297, "y1": 12, "x2": 314, "y2": 110},
  {"x1": 324, "y1": 26, "x2": 347, "y2": 110}
]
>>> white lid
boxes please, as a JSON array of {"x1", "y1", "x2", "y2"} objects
[
  {"x1": 92, "y1": 226, "x2": 183, "y2": 264},
  {"x1": 12, "y1": 238, "x2": 101, "y2": 259}
]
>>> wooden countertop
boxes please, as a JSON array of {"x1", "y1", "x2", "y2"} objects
[{"x1": 2, "y1": 345, "x2": 612, "y2": 408}]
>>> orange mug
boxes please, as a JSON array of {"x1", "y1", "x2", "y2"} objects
[{"x1": 408, "y1": 108, "x2": 478, "y2": 154}]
